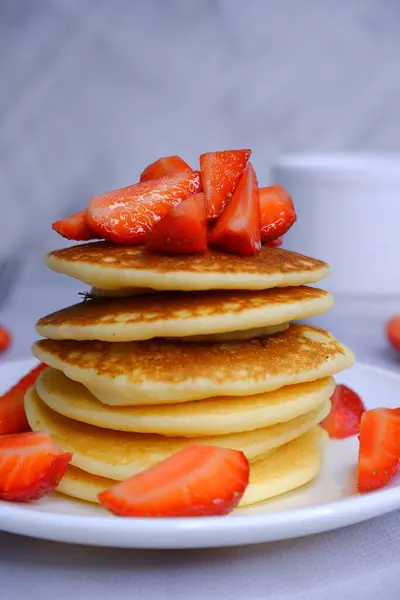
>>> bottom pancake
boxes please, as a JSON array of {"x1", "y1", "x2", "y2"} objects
[
  {"x1": 56, "y1": 427, "x2": 327, "y2": 508},
  {"x1": 240, "y1": 426, "x2": 326, "y2": 507},
  {"x1": 25, "y1": 386, "x2": 330, "y2": 481}
]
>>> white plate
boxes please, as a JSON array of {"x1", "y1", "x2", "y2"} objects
[{"x1": 1, "y1": 358, "x2": 400, "y2": 549}]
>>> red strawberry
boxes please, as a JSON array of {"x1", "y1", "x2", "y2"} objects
[
  {"x1": 0, "y1": 431, "x2": 72, "y2": 501},
  {"x1": 140, "y1": 155, "x2": 193, "y2": 181},
  {"x1": 98, "y1": 444, "x2": 249, "y2": 517},
  {"x1": 259, "y1": 185, "x2": 296, "y2": 242},
  {"x1": 321, "y1": 384, "x2": 366, "y2": 439},
  {"x1": 52, "y1": 210, "x2": 98, "y2": 241},
  {"x1": 386, "y1": 316, "x2": 400, "y2": 351},
  {"x1": 87, "y1": 171, "x2": 201, "y2": 245},
  {"x1": 358, "y1": 408, "x2": 400, "y2": 493},
  {"x1": 266, "y1": 237, "x2": 283, "y2": 247},
  {"x1": 0, "y1": 325, "x2": 11, "y2": 354},
  {"x1": 208, "y1": 163, "x2": 261, "y2": 256},
  {"x1": 146, "y1": 192, "x2": 207, "y2": 254},
  {"x1": 0, "y1": 363, "x2": 47, "y2": 435},
  {"x1": 200, "y1": 149, "x2": 251, "y2": 220}
]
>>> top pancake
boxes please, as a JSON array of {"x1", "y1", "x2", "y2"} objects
[
  {"x1": 32, "y1": 323, "x2": 354, "y2": 406},
  {"x1": 35, "y1": 286, "x2": 333, "y2": 342},
  {"x1": 45, "y1": 242, "x2": 330, "y2": 291}
]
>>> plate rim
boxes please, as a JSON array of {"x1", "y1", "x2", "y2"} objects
[{"x1": 1, "y1": 357, "x2": 400, "y2": 547}]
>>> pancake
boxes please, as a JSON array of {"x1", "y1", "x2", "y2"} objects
[
  {"x1": 37, "y1": 286, "x2": 333, "y2": 343},
  {"x1": 91, "y1": 287, "x2": 153, "y2": 297},
  {"x1": 35, "y1": 286, "x2": 333, "y2": 342},
  {"x1": 239, "y1": 427, "x2": 327, "y2": 507},
  {"x1": 177, "y1": 323, "x2": 289, "y2": 343},
  {"x1": 36, "y1": 368, "x2": 335, "y2": 436},
  {"x1": 25, "y1": 385, "x2": 330, "y2": 481},
  {"x1": 32, "y1": 323, "x2": 354, "y2": 406},
  {"x1": 45, "y1": 242, "x2": 330, "y2": 291},
  {"x1": 57, "y1": 465, "x2": 112, "y2": 505},
  {"x1": 56, "y1": 428, "x2": 326, "y2": 508}
]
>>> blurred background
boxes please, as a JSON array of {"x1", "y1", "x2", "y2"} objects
[{"x1": 1, "y1": 0, "x2": 400, "y2": 360}]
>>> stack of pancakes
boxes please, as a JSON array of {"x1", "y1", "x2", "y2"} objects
[{"x1": 25, "y1": 242, "x2": 354, "y2": 509}]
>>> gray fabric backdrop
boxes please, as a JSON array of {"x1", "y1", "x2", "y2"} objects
[{"x1": 1, "y1": 0, "x2": 400, "y2": 283}]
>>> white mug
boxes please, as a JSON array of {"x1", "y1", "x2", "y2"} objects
[{"x1": 271, "y1": 154, "x2": 400, "y2": 296}]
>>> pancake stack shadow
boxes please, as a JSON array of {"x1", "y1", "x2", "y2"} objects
[{"x1": 26, "y1": 242, "x2": 355, "y2": 509}]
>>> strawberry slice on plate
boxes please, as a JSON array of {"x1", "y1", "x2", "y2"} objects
[
  {"x1": 0, "y1": 325, "x2": 11, "y2": 354},
  {"x1": 321, "y1": 384, "x2": 366, "y2": 439},
  {"x1": 52, "y1": 210, "x2": 98, "y2": 241},
  {"x1": 0, "y1": 363, "x2": 47, "y2": 435},
  {"x1": 98, "y1": 444, "x2": 249, "y2": 517},
  {"x1": 358, "y1": 408, "x2": 400, "y2": 493},
  {"x1": 208, "y1": 163, "x2": 261, "y2": 256},
  {"x1": 146, "y1": 192, "x2": 207, "y2": 254},
  {"x1": 259, "y1": 185, "x2": 296, "y2": 242},
  {"x1": 386, "y1": 315, "x2": 400, "y2": 351},
  {"x1": 200, "y1": 149, "x2": 251, "y2": 220},
  {"x1": 87, "y1": 170, "x2": 201, "y2": 245},
  {"x1": 0, "y1": 431, "x2": 72, "y2": 501},
  {"x1": 140, "y1": 155, "x2": 193, "y2": 181}
]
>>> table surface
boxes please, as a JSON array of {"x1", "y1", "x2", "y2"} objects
[{"x1": 1, "y1": 278, "x2": 400, "y2": 600}]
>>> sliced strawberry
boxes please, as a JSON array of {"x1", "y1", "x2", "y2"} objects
[
  {"x1": 140, "y1": 156, "x2": 193, "y2": 182},
  {"x1": 266, "y1": 237, "x2": 283, "y2": 247},
  {"x1": 0, "y1": 325, "x2": 11, "y2": 354},
  {"x1": 146, "y1": 193, "x2": 207, "y2": 254},
  {"x1": 200, "y1": 149, "x2": 251, "y2": 220},
  {"x1": 0, "y1": 431, "x2": 72, "y2": 501},
  {"x1": 99, "y1": 444, "x2": 249, "y2": 517},
  {"x1": 259, "y1": 185, "x2": 296, "y2": 242},
  {"x1": 87, "y1": 171, "x2": 201, "y2": 245},
  {"x1": 386, "y1": 316, "x2": 400, "y2": 351},
  {"x1": 358, "y1": 408, "x2": 400, "y2": 493},
  {"x1": 321, "y1": 384, "x2": 365, "y2": 439},
  {"x1": 52, "y1": 210, "x2": 98, "y2": 241},
  {"x1": 208, "y1": 163, "x2": 261, "y2": 256},
  {"x1": 0, "y1": 363, "x2": 47, "y2": 435}
]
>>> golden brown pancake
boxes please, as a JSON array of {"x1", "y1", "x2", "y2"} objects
[
  {"x1": 240, "y1": 427, "x2": 327, "y2": 507},
  {"x1": 25, "y1": 385, "x2": 330, "y2": 481},
  {"x1": 36, "y1": 367, "x2": 335, "y2": 436},
  {"x1": 35, "y1": 286, "x2": 333, "y2": 342},
  {"x1": 56, "y1": 428, "x2": 327, "y2": 508},
  {"x1": 32, "y1": 323, "x2": 354, "y2": 406},
  {"x1": 45, "y1": 242, "x2": 330, "y2": 291},
  {"x1": 91, "y1": 287, "x2": 153, "y2": 297},
  {"x1": 174, "y1": 323, "x2": 289, "y2": 343}
]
